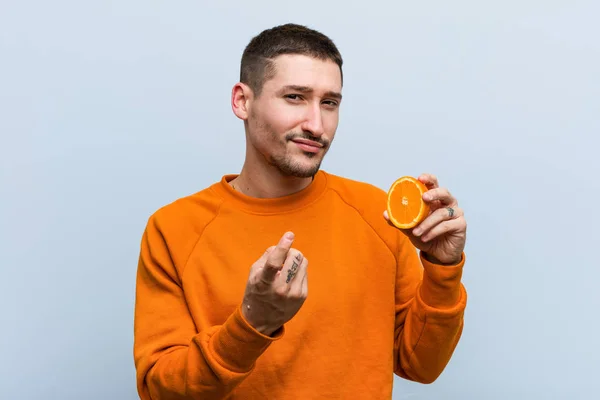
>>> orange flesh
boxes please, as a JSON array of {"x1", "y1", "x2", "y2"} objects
[{"x1": 387, "y1": 177, "x2": 429, "y2": 229}]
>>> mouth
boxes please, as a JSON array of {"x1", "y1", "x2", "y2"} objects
[{"x1": 291, "y1": 139, "x2": 324, "y2": 153}]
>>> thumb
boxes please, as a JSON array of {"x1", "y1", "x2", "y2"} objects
[{"x1": 261, "y1": 231, "x2": 295, "y2": 282}]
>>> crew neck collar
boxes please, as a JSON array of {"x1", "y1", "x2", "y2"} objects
[{"x1": 211, "y1": 170, "x2": 328, "y2": 214}]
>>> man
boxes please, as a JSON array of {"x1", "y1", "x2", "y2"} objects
[{"x1": 133, "y1": 23, "x2": 468, "y2": 399}]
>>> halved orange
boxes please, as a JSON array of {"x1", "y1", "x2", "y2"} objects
[{"x1": 386, "y1": 176, "x2": 430, "y2": 229}]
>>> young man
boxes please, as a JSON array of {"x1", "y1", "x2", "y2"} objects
[{"x1": 133, "y1": 23, "x2": 468, "y2": 399}]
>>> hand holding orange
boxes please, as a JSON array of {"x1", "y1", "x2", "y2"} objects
[
  {"x1": 383, "y1": 173, "x2": 467, "y2": 265},
  {"x1": 385, "y1": 176, "x2": 430, "y2": 229}
]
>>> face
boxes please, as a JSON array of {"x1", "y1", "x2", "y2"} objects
[{"x1": 236, "y1": 54, "x2": 342, "y2": 178}]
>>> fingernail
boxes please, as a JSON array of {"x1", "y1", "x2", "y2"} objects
[
  {"x1": 285, "y1": 232, "x2": 295, "y2": 240},
  {"x1": 413, "y1": 228, "x2": 421, "y2": 236}
]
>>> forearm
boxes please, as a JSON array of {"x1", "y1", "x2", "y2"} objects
[
  {"x1": 393, "y1": 252, "x2": 467, "y2": 383},
  {"x1": 134, "y1": 217, "x2": 284, "y2": 400},
  {"x1": 137, "y1": 306, "x2": 283, "y2": 400}
]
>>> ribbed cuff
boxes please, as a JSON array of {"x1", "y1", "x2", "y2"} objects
[
  {"x1": 211, "y1": 305, "x2": 285, "y2": 373},
  {"x1": 419, "y1": 251, "x2": 466, "y2": 310}
]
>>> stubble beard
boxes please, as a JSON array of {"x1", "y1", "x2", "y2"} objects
[
  {"x1": 269, "y1": 130, "x2": 331, "y2": 178},
  {"x1": 248, "y1": 110, "x2": 332, "y2": 178},
  {"x1": 269, "y1": 149, "x2": 322, "y2": 178}
]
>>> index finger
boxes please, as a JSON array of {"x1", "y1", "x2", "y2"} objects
[
  {"x1": 418, "y1": 173, "x2": 439, "y2": 189},
  {"x1": 261, "y1": 232, "x2": 295, "y2": 282},
  {"x1": 423, "y1": 187, "x2": 456, "y2": 207},
  {"x1": 256, "y1": 245, "x2": 276, "y2": 265}
]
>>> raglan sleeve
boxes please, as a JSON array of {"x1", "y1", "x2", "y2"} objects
[
  {"x1": 392, "y1": 232, "x2": 467, "y2": 383},
  {"x1": 133, "y1": 214, "x2": 284, "y2": 400}
]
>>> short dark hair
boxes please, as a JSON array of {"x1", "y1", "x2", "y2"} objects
[{"x1": 240, "y1": 23, "x2": 343, "y2": 97}]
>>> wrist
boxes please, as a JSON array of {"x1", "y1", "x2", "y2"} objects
[
  {"x1": 241, "y1": 304, "x2": 281, "y2": 337},
  {"x1": 422, "y1": 251, "x2": 461, "y2": 266},
  {"x1": 419, "y1": 252, "x2": 466, "y2": 309},
  {"x1": 261, "y1": 326, "x2": 283, "y2": 337},
  {"x1": 252, "y1": 323, "x2": 280, "y2": 337},
  {"x1": 208, "y1": 306, "x2": 283, "y2": 373}
]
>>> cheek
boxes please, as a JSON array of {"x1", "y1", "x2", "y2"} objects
[
  {"x1": 266, "y1": 97, "x2": 313, "y2": 126},
  {"x1": 250, "y1": 110, "x2": 287, "y2": 148},
  {"x1": 323, "y1": 111, "x2": 339, "y2": 135},
  {"x1": 267, "y1": 105, "x2": 304, "y2": 132}
]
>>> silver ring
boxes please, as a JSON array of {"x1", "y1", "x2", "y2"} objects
[{"x1": 447, "y1": 207, "x2": 455, "y2": 218}]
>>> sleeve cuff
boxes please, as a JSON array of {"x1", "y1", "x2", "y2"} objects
[
  {"x1": 210, "y1": 305, "x2": 285, "y2": 373},
  {"x1": 419, "y1": 251, "x2": 466, "y2": 310}
]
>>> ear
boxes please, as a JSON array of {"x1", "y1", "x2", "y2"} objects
[{"x1": 231, "y1": 82, "x2": 253, "y2": 120}]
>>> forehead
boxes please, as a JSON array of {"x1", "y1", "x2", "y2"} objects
[{"x1": 264, "y1": 54, "x2": 342, "y2": 93}]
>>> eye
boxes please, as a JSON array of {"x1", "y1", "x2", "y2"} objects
[
  {"x1": 285, "y1": 94, "x2": 303, "y2": 101},
  {"x1": 322, "y1": 100, "x2": 339, "y2": 108}
]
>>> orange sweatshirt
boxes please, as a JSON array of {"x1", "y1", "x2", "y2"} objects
[{"x1": 133, "y1": 170, "x2": 467, "y2": 400}]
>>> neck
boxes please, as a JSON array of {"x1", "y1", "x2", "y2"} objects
[{"x1": 231, "y1": 161, "x2": 314, "y2": 199}]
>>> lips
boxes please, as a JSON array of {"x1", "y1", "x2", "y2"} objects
[
  {"x1": 292, "y1": 138, "x2": 323, "y2": 147},
  {"x1": 292, "y1": 139, "x2": 323, "y2": 153}
]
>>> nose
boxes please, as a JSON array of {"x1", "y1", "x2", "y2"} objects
[{"x1": 300, "y1": 103, "x2": 325, "y2": 137}]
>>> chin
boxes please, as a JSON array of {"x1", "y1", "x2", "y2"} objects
[{"x1": 274, "y1": 157, "x2": 322, "y2": 178}]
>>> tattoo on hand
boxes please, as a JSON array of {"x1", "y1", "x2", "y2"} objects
[{"x1": 286, "y1": 260, "x2": 300, "y2": 283}]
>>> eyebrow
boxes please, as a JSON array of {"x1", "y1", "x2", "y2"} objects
[{"x1": 278, "y1": 85, "x2": 343, "y2": 101}]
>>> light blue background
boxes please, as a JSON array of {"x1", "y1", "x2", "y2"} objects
[{"x1": 1, "y1": 1, "x2": 598, "y2": 399}]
